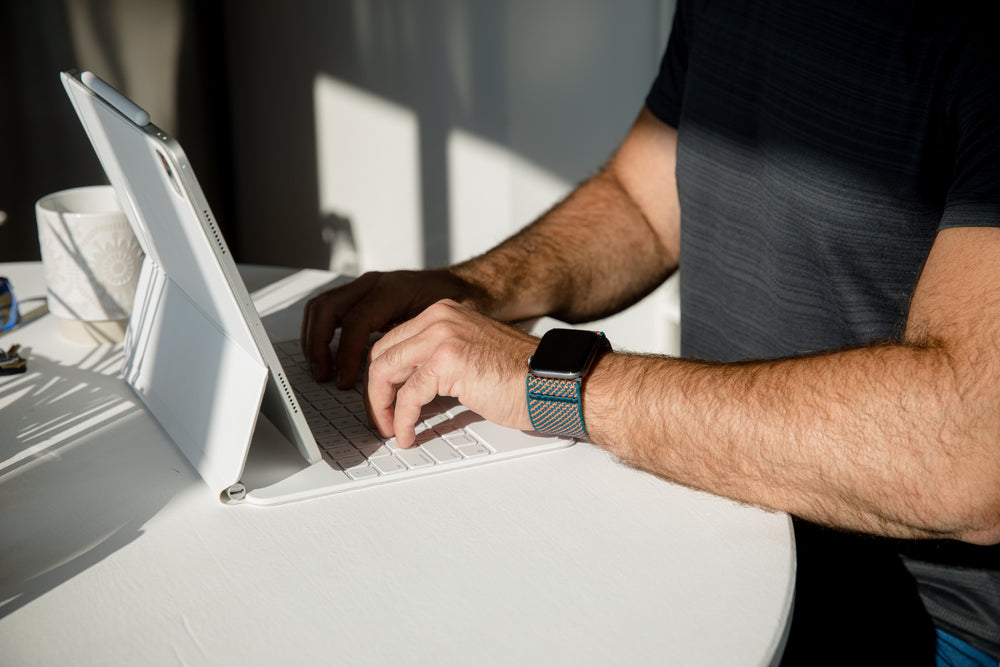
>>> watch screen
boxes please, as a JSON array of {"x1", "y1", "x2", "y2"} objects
[{"x1": 529, "y1": 329, "x2": 603, "y2": 380}]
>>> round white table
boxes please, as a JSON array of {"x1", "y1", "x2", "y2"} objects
[{"x1": 0, "y1": 262, "x2": 795, "y2": 666}]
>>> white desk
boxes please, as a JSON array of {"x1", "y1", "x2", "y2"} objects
[{"x1": 0, "y1": 262, "x2": 795, "y2": 666}]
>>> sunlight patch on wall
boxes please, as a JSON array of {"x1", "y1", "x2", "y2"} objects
[
  {"x1": 447, "y1": 128, "x2": 571, "y2": 262},
  {"x1": 314, "y1": 74, "x2": 423, "y2": 272}
]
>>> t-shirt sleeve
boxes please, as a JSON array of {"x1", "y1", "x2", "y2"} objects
[
  {"x1": 939, "y1": 31, "x2": 1000, "y2": 230},
  {"x1": 644, "y1": 0, "x2": 694, "y2": 129}
]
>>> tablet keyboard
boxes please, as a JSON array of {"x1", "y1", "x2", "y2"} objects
[{"x1": 274, "y1": 341, "x2": 494, "y2": 481}]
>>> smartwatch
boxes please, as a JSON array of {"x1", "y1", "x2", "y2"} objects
[{"x1": 526, "y1": 329, "x2": 610, "y2": 438}]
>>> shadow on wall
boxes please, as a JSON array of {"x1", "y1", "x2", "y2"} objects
[
  {"x1": 0, "y1": 0, "x2": 107, "y2": 263},
  {"x1": 221, "y1": 0, "x2": 672, "y2": 270},
  {"x1": 0, "y1": 0, "x2": 235, "y2": 263},
  {"x1": 2, "y1": 1, "x2": 673, "y2": 276}
]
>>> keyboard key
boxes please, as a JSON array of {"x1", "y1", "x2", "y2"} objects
[
  {"x1": 324, "y1": 405, "x2": 352, "y2": 420},
  {"x1": 355, "y1": 443, "x2": 382, "y2": 458},
  {"x1": 433, "y1": 420, "x2": 463, "y2": 438},
  {"x1": 371, "y1": 456, "x2": 407, "y2": 475},
  {"x1": 317, "y1": 431, "x2": 347, "y2": 445},
  {"x1": 446, "y1": 403, "x2": 472, "y2": 419},
  {"x1": 336, "y1": 391, "x2": 364, "y2": 403},
  {"x1": 350, "y1": 431, "x2": 384, "y2": 445},
  {"x1": 412, "y1": 430, "x2": 433, "y2": 445},
  {"x1": 397, "y1": 448, "x2": 435, "y2": 469},
  {"x1": 341, "y1": 425, "x2": 372, "y2": 439},
  {"x1": 445, "y1": 433, "x2": 476, "y2": 447},
  {"x1": 449, "y1": 410, "x2": 482, "y2": 429},
  {"x1": 457, "y1": 442, "x2": 491, "y2": 458},
  {"x1": 332, "y1": 416, "x2": 363, "y2": 429},
  {"x1": 326, "y1": 444, "x2": 360, "y2": 460},
  {"x1": 309, "y1": 397, "x2": 340, "y2": 411},
  {"x1": 421, "y1": 438, "x2": 462, "y2": 464},
  {"x1": 422, "y1": 413, "x2": 449, "y2": 429},
  {"x1": 465, "y1": 418, "x2": 568, "y2": 454},
  {"x1": 338, "y1": 454, "x2": 368, "y2": 469},
  {"x1": 364, "y1": 444, "x2": 395, "y2": 459},
  {"x1": 301, "y1": 389, "x2": 329, "y2": 402},
  {"x1": 342, "y1": 463, "x2": 379, "y2": 480},
  {"x1": 424, "y1": 396, "x2": 460, "y2": 416}
]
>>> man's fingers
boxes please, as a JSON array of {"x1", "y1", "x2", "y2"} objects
[
  {"x1": 300, "y1": 282, "x2": 513, "y2": 449},
  {"x1": 336, "y1": 292, "x2": 427, "y2": 388},
  {"x1": 300, "y1": 272, "x2": 484, "y2": 385},
  {"x1": 301, "y1": 296, "x2": 338, "y2": 382},
  {"x1": 366, "y1": 331, "x2": 443, "y2": 442},
  {"x1": 335, "y1": 320, "x2": 371, "y2": 389},
  {"x1": 392, "y1": 366, "x2": 441, "y2": 448},
  {"x1": 301, "y1": 273, "x2": 383, "y2": 381}
]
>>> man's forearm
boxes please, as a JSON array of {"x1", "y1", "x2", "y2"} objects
[
  {"x1": 585, "y1": 342, "x2": 1000, "y2": 544},
  {"x1": 450, "y1": 167, "x2": 677, "y2": 324}
]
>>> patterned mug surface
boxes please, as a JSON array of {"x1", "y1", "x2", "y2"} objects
[{"x1": 36, "y1": 186, "x2": 144, "y2": 322}]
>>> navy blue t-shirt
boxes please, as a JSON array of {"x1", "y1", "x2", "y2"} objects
[{"x1": 646, "y1": 0, "x2": 1000, "y2": 657}]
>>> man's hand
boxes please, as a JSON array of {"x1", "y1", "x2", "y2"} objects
[
  {"x1": 300, "y1": 269, "x2": 490, "y2": 388},
  {"x1": 365, "y1": 299, "x2": 537, "y2": 448}
]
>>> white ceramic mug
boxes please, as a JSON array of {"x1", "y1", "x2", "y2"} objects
[{"x1": 36, "y1": 185, "x2": 144, "y2": 344}]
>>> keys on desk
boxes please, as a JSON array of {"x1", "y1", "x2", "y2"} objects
[{"x1": 274, "y1": 341, "x2": 495, "y2": 481}]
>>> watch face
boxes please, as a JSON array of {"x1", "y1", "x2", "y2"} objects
[{"x1": 528, "y1": 329, "x2": 605, "y2": 380}]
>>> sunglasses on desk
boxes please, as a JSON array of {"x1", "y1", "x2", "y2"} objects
[
  {"x1": 0, "y1": 277, "x2": 28, "y2": 375},
  {"x1": 0, "y1": 277, "x2": 20, "y2": 332}
]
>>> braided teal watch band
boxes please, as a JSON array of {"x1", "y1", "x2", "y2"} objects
[
  {"x1": 526, "y1": 329, "x2": 607, "y2": 438},
  {"x1": 526, "y1": 374, "x2": 587, "y2": 438}
]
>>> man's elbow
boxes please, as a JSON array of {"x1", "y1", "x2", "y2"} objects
[
  {"x1": 919, "y1": 429, "x2": 1000, "y2": 544},
  {"x1": 945, "y1": 475, "x2": 1000, "y2": 546},
  {"x1": 955, "y1": 500, "x2": 1000, "y2": 545},
  {"x1": 934, "y1": 377, "x2": 1000, "y2": 545}
]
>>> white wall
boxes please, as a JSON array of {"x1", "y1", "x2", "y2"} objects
[{"x1": 191, "y1": 1, "x2": 674, "y2": 354}]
